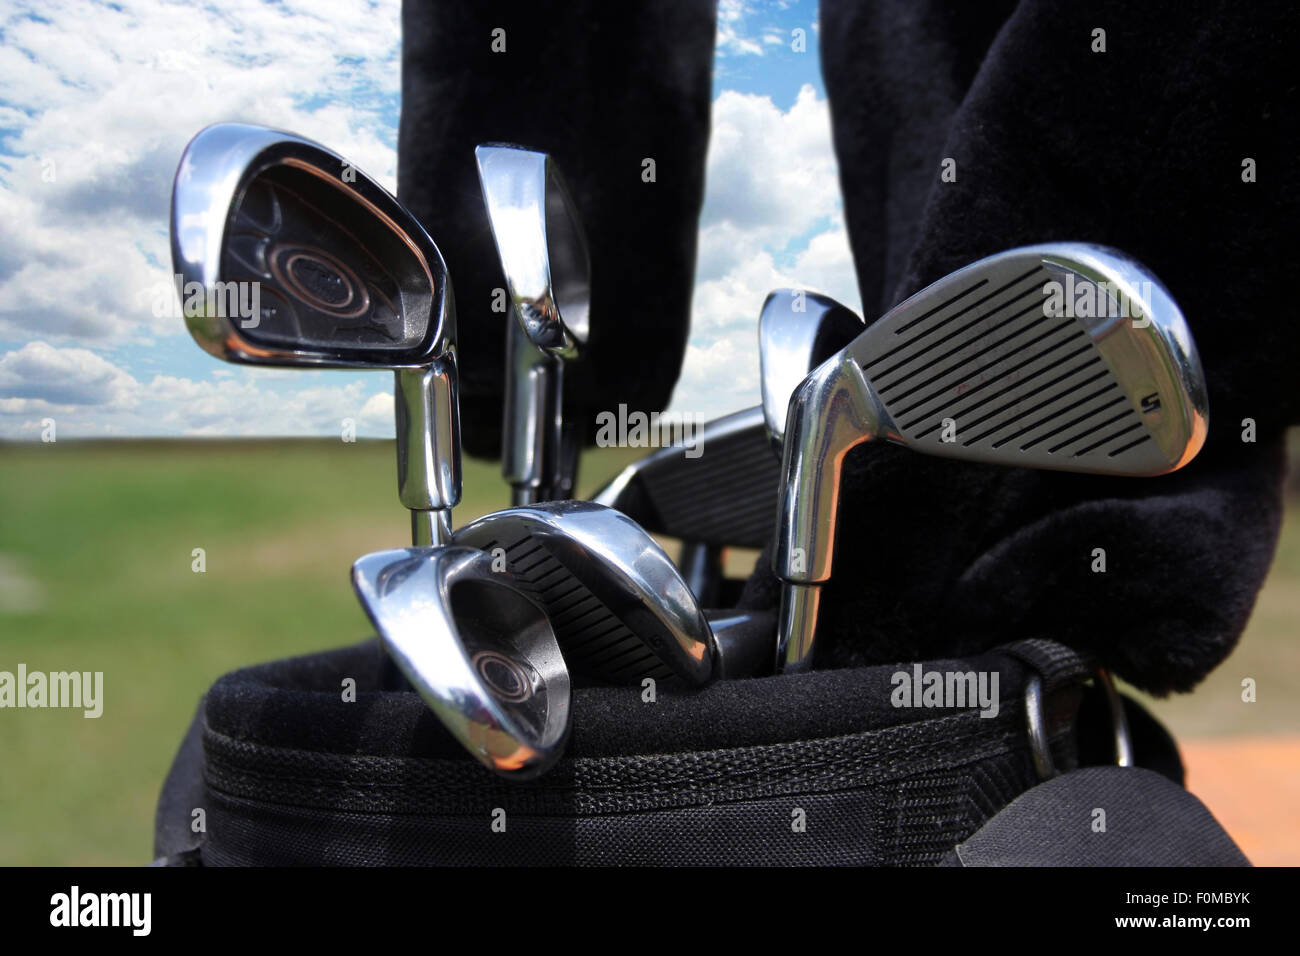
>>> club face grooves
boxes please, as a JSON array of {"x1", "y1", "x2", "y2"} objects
[
  {"x1": 496, "y1": 533, "x2": 675, "y2": 682},
  {"x1": 451, "y1": 502, "x2": 715, "y2": 685},
  {"x1": 848, "y1": 245, "x2": 1207, "y2": 474}
]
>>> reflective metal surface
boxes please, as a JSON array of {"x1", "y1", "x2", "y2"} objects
[
  {"x1": 1096, "y1": 669, "x2": 1134, "y2": 767},
  {"x1": 759, "y1": 289, "x2": 864, "y2": 452},
  {"x1": 1024, "y1": 675, "x2": 1057, "y2": 780},
  {"x1": 590, "y1": 289, "x2": 862, "y2": 603},
  {"x1": 452, "y1": 500, "x2": 717, "y2": 685},
  {"x1": 1025, "y1": 669, "x2": 1134, "y2": 780},
  {"x1": 502, "y1": 319, "x2": 556, "y2": 505},
  {"x1": 591, "y1": 406, "x2": 777, "y2": 549},
  {"x1": 352, "y1": 546, "x2": 570, "y2": 779},
  {"x1": 171, "y1": 123, "x2": 460, "y2": 542},
  {"x1": 775, "y1": 243, "x2": 1209, "y2": 671},
  {"x1": 476, "y1": 145, "x2": 591, "y2": 503}
]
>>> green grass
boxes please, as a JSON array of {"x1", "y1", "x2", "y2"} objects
[{"x1": 0, "y1": 438, "x2": 1296, "y2": 864}]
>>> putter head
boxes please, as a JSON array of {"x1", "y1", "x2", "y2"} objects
[
  {"x1": 591, "y1": 406, "x2": 777, "y2": 549},
  {"x1": 170, "y1": 123, "x2": 460, "y2": 530},
  {"x1": 759, "y1": 289, "x2": 865, "y2": 452},
  {"x1": 351, "y1": 546, "x2": 570, "y2": 780},
  {"x1": 775, "y1": 242, "x2": 1209, "y2": 670},
  {"x1": 172, "y1": 122, "x2": 454, "y2": 370},
  {"x1": 475, "y1": 144, "x2": 590, "y2": 360},
  {"x1": 452, "y1": 500, "x2": 716, "y2": 685}
]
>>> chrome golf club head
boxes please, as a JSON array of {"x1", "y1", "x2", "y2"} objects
[
  {"x1": 774, "y1": 243, "x2": 1209, "y2": 672},
  {"x1": 591, "y1": 407, "x2": 774, "y2": 605},
  {"x1": 352, "y1": 546, "x2": 570, "y2": 779},
  {"x1": 171, "y1": 123, "x2": 460, "y2": 545},
  {"x1": 591, "y1": 295, "x2": 861, "y2": 604},
  {"x1": 759, "y1": 289, "x2": 865, "y2": 453},
  {"x1": 475, "y1": 144, "x2": 591, "y2": 504},
  {"x1": 452, "y1": 500, "x2": 727, "y2": 684}
]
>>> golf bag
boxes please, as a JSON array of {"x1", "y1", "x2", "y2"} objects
[{"x1": 152, "y1": 636, "x2": 1247, "y2": 866}]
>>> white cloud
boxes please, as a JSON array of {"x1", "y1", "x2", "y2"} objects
[
  {"x1": 669, "y1": 85, "x2": 859, "y2": 420},
  {"x1": 696, "y1": 86, "x2": 844, "y2": 280},
  {"x1": 358, "y1": 391, "x2": 395, "y2": 429},
  {"x1": 0, "y1": 342, "x2": 395, "y2": 438},
  {"x1": 0, "y1": 1, "x2": 856, "y2": 437},
  {"x1": 716, "y1": 0, "x2": 765, "y2": 57},
  {"x1": 0, "y1": 340, "x2": 139, "y2": 406},
  {"x1": 0, "y1": 0, "x2": 402, "y2": 346}
]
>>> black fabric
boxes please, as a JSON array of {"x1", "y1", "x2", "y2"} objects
[
  {"x1": 152, "y1": 702, "x2": 207, "y2": 860},
  {"x1": 201, "y1": 639, "x2": 1067, "y2": 761},
  {"x1": 735, "y1": 1, "x2": 1298, "y2": 692},
  {"x1": 940, "y1": 766, "x2": 1250, "y2": 867},
  {"x1": 174, "y1": 638, "x2": 1097, "y2": 866},
  {"x1": 397, "y1": 0, "x2": 715, "y2": 459}
]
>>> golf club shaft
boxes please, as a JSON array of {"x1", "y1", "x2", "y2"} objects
[{"x1": 395, "y1": 363, "x2": 460, "y2": 545}]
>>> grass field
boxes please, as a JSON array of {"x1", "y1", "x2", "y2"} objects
[{"x1": 1, "y1": 438, "x2": 1296, "y2": 865}]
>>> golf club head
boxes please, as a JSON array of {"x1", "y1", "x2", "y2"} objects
[
  {"x1": 759, "y1": 289, "x2": 865, "y2": 452},
  {"x1": 589, "y1": 406, "x2": 779, "y2": 608},
  {"x1": 591, "y1": 406, "x2": 777, "y2": 550},
  {"x1": 775, "y1": 243, "x2": 1209, "y2": 671},
  {"x1": 351, "y1": 545, "x2": 570, "y2": 780},
  {"x1": 475, "y1": 144, "x2": 591, "y2": 503},
  {"x1": 171, "y1": 123, "x2": 460, "y2": 541},
  {"x1": 451, "y1": 500, "x2": 716, "y2": 685},
  {"x1": 474, "y1": 144, "x2": 591, "y2": 358}
]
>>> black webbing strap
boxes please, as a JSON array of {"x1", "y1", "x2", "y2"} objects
[{"x1": 997, "y1": 637, "x2": 1095, "y2": 692}]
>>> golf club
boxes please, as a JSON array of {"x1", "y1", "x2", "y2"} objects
[
  {"x1": 591, "y1": 406, "x2": 775, "y2": 606},
  {"x1": 759, "y1": 288, "x2": 865, "y2": 452},
  {"x1": 774, "y1": 243, "x2": 1209, "y2": 672},
  {"x1": 352, "y1": 545, "x2": 570, "y2": 779},
  {"x1": 451, "y1": 500, "x2": 771, "y2": 684},
  {"x1": 171, "y1": 123, "x2": 460, "y2": 546},
  {"x1": 592, "y1": 290, "x2": 862, "y2": 603},
  {"x1": 475, "y1": 144, "x2": 591, "y2": 504}
]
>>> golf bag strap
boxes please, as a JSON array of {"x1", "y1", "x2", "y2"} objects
[
  {"x1": 998, "y1": 637, "x2": 1095, "y2": 692},
  {"x1": 939, "y1": 765, "x2": 1250, "y2": 866}
]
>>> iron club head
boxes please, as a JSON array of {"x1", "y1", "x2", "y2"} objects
[
  {"x1": 759, "y1": 289, "x2": 865, "y2": 453},
  {"x1": 475, "y1": 144, "x2": 591, "y2": 504},
  {"x1": 171, "y1": 123, "x2": 460, "y2": 545},
  {"x1": 774, "y1": 243, "x2": 1209, "y2": 671},
  {"x1": 351, "y1": 545, "x2": 571, "y2": 779},
  {"x1": 590, "y1": 292, "x2": 861, "y2": 604},
  {"x1": 451, "y1": 500, "x2": 720, "y2": 685}
]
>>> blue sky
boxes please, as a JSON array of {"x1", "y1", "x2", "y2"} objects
[{"x1": 0, "y1": 0, "x2": 859, "y2": 439}]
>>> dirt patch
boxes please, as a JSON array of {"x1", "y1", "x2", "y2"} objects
[{"x1": 1180, "y1": 734, "x2": 1300, "y2": 866}]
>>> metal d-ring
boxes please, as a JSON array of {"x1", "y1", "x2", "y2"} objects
[
  {"x1": 1024, "y1": 675, "x2": 1057, "y2": 780},
  {"x1": 1095, "y1": 668, "x2": 1135, "y2": 767},
  {"x1": 1025, "y1": 668, "x2": 1135, "y2": 781}
]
